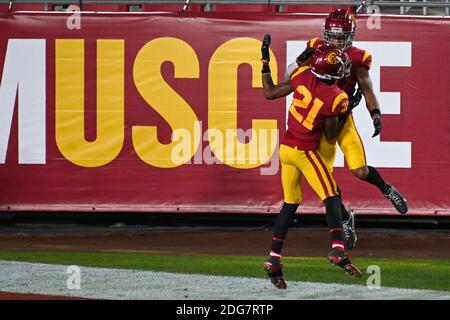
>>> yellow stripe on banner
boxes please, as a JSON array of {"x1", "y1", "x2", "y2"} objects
[
  {"x1": 290, "y1": 66, "x2": 311, "y2": 81},
  {"x1": 309, "y1": 151, "x2": 334, "y2": 196},
  {"x1": 362, "y1": 50, "x2": 371, "y2": 63},
  {"x1": 332, "y1": 92, "x2": 349, "y2": 112}
]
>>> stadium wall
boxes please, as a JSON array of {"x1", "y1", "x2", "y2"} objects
[{"x1": 0, "y1": 12, "x2": 449, "y2": 216}]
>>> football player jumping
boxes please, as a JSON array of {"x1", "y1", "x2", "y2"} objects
[
  {"x1": 261, "y1": 37, "x2": 364, "y2": 289},
  {"x1": 286, "y1": 9, "x2": 408, "y2": 249}
]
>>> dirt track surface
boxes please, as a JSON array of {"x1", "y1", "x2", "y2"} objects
[{"x1": 0, "y1": 226, "x2": 449, "y2": 259}]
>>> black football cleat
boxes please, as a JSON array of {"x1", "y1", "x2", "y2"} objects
[
  {"x1": 328, "y1": 249, "x2": 363, "y2": 279},
  {"x1": 384, "y1": 184, "x2": 408, "y2": 214},
  {"x1": 263, "y1": 260, "x2": 287, "y2": 289}
]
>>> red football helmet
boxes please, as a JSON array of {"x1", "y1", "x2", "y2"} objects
[
  {"x1": 310, "y1": 44, "x2": 351, "y2": 80},
  {"x1": 323, "y1": 9, "x2": 356, "y2": 50}
]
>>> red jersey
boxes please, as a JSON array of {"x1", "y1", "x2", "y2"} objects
[
  {"x1": 306, "y1": 38, "x2": 372, "y2": 96},
  {"x1": 283, "y1": 66, "x2": 349, "y2": 151}
]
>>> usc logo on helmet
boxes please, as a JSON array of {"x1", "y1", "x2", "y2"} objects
[{"x1": 325, "y1": 51, "x2": 338, "y2": 64}]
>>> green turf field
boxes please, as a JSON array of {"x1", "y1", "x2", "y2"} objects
[{"x1": 0, "y1": 251, "x2": 448, "y2": 292}]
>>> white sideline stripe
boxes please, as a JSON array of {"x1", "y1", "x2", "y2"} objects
[{"x1": 0, "y1": 260, "x2": 449, "y2": 300}]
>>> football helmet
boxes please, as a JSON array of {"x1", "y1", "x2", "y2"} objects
[
  {"x1": 310, "y1": 44, "x2": 351, "y2": 80},
  {"x1": 323, "y1": 9, "x2": 356, "y2": 50}
]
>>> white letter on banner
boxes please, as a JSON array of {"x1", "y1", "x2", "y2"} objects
[
  {"x1": 0, "y1": 39, "x2": 46, "y2": 164},
  {"x1": 286, "y1": 41, "x2": 411, "y2": 168},
  {"x1": 66, "y1": 5, "x2": 81, "y2": 30}
]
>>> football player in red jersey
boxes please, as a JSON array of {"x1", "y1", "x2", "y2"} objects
[
  {"x1": 261, "y1": 35, "x2": 363, "y2": 289},
  {"x1": 286, "y1": 9, "x2": 408, "y2": 249}
]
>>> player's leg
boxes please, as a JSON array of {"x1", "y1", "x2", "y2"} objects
[
  {"x1": 338, "y1": 113, "x2": 408, "y2": 214},
  {"x1": 333, "y1": 186, "x2": 357, "y2": 250},
  {"x1": 294, "y1": 149, "x2": 344, "y2": 253},
  {"x1": 290, "y1": 148, "x2": 362, "y2": 278},
  {"x1": 318, "y1": 133, "x2": 356, "y2": 249},
  {"x1": 318, "y1": 133, "x2": 338, "y2": 173},
  {"x1": 323, "y1": 196, "x2": 362, "y2": 278},
  {"x1": 335, "y1": 114, "x2": 368, "y2": 178},
  {"x1": 319, "y1": 133, "x2": 353, "y2": 221},
  {"x1": 264, "y1": 144, "x2": 302, "y2": 289},
  {"x1": 269, "y1": 161, "x2": 301, "y2": 263}
]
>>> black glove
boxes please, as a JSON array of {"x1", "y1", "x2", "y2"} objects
[
  {"x1": 296, "y1": 47, "x2": 316, "y2": 64},
  {"x1": 261, "y1": 33, "x2": 271, "y2": 63},
  {"x1": 349, "y1": 88, "x2": 363, "y2": 111},
  {"x1": 372, "y1": 117, "x2": 382, "y2": 138}
]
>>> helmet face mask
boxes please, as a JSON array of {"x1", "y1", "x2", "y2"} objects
[
  {"x1": 335, "y1": 54, "x2": 351, "y2": 79},
  {"x1": 323, "y1": 29, "x2": 354, "y2": 50}
]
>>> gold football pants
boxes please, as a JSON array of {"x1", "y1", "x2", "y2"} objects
[
  {"x1": 280, "y1": 144, "x2": 339, "y2": 204},
  {"x1": 319, "y1": 113, "x2": 367, "y2": 172}
]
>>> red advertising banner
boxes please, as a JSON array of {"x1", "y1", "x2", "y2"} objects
[{"x1": 0, "y1": 12, "x2": 449, "y2": 215}]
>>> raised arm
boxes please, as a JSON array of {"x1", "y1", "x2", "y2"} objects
[
  {"x1": 296, "y1": 47, "x2": 316, "y2": 67},
  {"x1": 262, "y1": 76, "x2": 293, "y2": 100},
  {"x1": 355, "y1": 66, "x2": 382, "y2": 137},
  {"x1": 261, "y1": 34, "x2": 293, "y2": 100}
]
